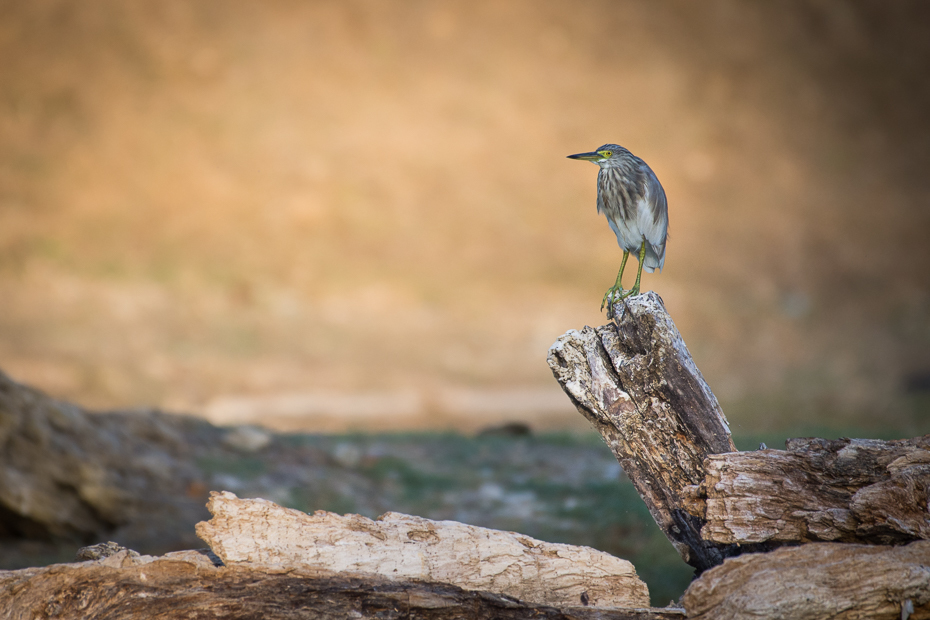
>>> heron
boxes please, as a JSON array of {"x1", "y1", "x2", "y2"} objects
[{"x1": 567, "y1": 144, "x2": 668, "y2": 315}]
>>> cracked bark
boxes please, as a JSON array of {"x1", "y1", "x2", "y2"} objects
[{"x1": 681, "y1": 435, "x2": 930, "y2": 545}]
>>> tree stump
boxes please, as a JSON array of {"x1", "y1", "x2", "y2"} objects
[{"x1": 547, "y1": 292, "x2": 750, "y2": 572}]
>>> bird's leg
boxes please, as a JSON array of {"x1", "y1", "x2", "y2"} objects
[
  {"x1": 601, "y1": 250, "x2": 630, "y2": 314},
  {"x1": 619, "y1": 239, "x2": 647, "y2": 299}
]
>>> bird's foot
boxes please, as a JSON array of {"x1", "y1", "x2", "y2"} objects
[
  {"x1": 601, "y1": 285, "x2": 626, "y2": 315},
  {"x1": 602, "y1": 282, "x2": 643, "y2": 317},
  {"x1": 617, "y1": 283, "x2": 640, "y2": 300}
]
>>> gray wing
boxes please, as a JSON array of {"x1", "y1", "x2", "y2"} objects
[{"x1": 638, "y1": 168, "x2": 668, "y2": 271}]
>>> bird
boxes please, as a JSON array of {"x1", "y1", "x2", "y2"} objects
[{"x1": 567, "y1": 144, "x2": 668, "y2": 316}]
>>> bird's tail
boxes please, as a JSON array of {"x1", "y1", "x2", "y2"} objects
[{"x1": 640, "y1": 242, "x2": 666, "y2": 273}]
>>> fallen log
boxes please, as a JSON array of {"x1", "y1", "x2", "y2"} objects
[
  {"x1": 681, "y1": 436, "x2": 930, "y2": 545},
  {"x1": 682, "y1": 540, "x2": 930, "y2": 620},
  {"x1": 0, "y1": 547, "x2": 684, "y2": 620},
  {"x1": 195, "y1": 491, "x2": 650, "y2": 609},
  {"x1": 547, "y1": 292, "x2": 750, "y2": 572}
]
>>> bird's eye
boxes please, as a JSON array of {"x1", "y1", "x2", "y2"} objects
[{"x1": 602, "y1": 150, "x2": 613, "y2": 157}]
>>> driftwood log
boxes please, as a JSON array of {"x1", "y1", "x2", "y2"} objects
[
  {"x1": 0, "y1": 548, "x2": 684, "y2": 620},
  {"x1": 195, "y1": 491, "x2": 650, "y2": 609},
  {"x1": 547, "y1": 292, "x2": 751, "y2": 572},
  {"x1": 682, "y1": 540, "x2": 930, "y2": 620},
  {"x1": 682, "y1": 436, "x2": 930, "y2": 546}
]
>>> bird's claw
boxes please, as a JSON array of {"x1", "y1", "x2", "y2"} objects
[
  {"x1": 602, "y1": 284, "x2": 641, "y2": 316},
  {"x1": 601, "y1": 286, "x2": 626, "y2": 315}
]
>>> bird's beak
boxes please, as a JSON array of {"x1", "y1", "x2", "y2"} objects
[{"x1": 567, "y1": 151, "x2": 603, "y2": 162}]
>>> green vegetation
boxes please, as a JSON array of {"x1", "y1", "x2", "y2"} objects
[{"x1": 196, "y1": 455, "x2": 267, "y2": 481}]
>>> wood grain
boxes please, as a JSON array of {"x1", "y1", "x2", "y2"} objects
[
  {"x1": 683, "y1": 436, "x2": 930, "y2": 545},
  {"x1": 682, "y1": 540, "x2": 930, "y2": 620},
  {"x1": 196, "y1": 491, "x2": 650, "y2": 609}
]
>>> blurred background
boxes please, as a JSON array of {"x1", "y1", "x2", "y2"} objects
[
  {"x1": 2, "y1": 0, "x2": 930, "y2": 606},
  {"x1": 1, "y1": 0, "x2": 928, "y2": 434}
]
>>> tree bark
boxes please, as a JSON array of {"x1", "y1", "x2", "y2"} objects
[
  {"x1": 682, "y1": 540, "x2": 930, "y2": 620},
  {"x1": 195, "y1": 491, "x2": 650, "y2": 609},
  {"x1": 680, "y1": 436, "x2": 930, "y2": 545},
  {"x1": 0, "y1": 549, "x2": 684, "y2": 620},
  {"x1": 547, "y1": 292, "x2": 747, "y2": 573}
]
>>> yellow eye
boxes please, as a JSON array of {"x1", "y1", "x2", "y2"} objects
[{"x1": 601, "y1": 150, "x2": 613, "y2": 158}]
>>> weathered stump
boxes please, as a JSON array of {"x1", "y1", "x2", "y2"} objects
[
  {"x1": 546, "y1": 292, "x2": 930, "y2": 617},
  {"x1": 547, "y1": 292, "x2": 748, "y2": 572}
]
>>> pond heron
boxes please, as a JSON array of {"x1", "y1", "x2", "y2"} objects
[{"x1": 567, "y1": 144, "x2": 668, "y2": 315}]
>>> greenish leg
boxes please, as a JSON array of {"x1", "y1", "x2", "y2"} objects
[
  {"x1": 619, "y1": 239, "x2": 647, "y2": 299},
  {"x1": 601, "y1": 250, "x2": 630, "y2": 313}
]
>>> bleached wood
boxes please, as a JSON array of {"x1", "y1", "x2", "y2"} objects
[
  {"x1": 682, "y1": 540, "x2": 930, "y2": 620},
  {"x1": 195, "y1": 491, "x2": 650, "y2": 609},
  {"x1": 682, "y1": 436, "x2": 930, "y2": 545},
  {"x1": 547, "y1": 292, "x2": 743, "y2": 572}
]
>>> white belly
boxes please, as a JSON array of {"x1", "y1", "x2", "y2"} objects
[{"x1": 604, "y1": 197, "x2": 666, "y2": 272}]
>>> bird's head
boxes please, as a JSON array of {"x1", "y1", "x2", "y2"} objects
[{"x1": 567, "y1": 144, "x2": 630, "y2": 167}]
